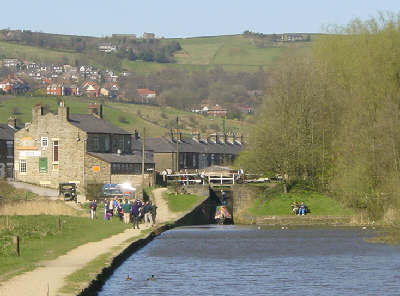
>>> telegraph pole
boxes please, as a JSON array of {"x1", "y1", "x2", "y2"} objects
[
  {"x1": 142, "y1": 127, "x2": 146, "y2": 187},
  {"x1": 176, "y1": 116, "x2": 179, "y2": 172}
]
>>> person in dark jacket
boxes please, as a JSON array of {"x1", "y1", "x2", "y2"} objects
[
  {"x1": 90, "y1": 200, "x2": 97, "y2": 220},
  {"x1": 151, "y1": 204, "x2": 157, "y2": 225},
  {"x1": 131, "y1": 200, "x2": 141, "y2": 229}
]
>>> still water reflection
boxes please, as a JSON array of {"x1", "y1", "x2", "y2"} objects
[{"x1": 99, "y1": 226, "x2": 400, "y2": 296}]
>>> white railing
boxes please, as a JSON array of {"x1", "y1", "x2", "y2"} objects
[{"x1": 208, "y1": 174, "x2": 236, "y2": 185}]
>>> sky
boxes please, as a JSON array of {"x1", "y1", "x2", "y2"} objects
[{"x1": 1, "y1": 0, "x2": 399, "y2": 38}]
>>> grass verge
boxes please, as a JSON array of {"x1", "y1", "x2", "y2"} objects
[
  {"x1": 164, "y1": 192, "x2": 206, "y2": 213},
  {"x1": 248, "y1": 187, "x2": 354, "y2": 216},
  {"x1": 60, "y1": 227, "x2": 154, "y2": 295},
  {"x1": 0, "y1": 215, "x2": 130, "y2": 281}
]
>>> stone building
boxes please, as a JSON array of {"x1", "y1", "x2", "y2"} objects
[
  {"x1": 132, "y1": 130, "x2": 244, "y2": 172},
  {"x1": 0, "y1": 117, "x2": 19, "y2": 178},
  {"x1": 14, "y1": 102, "x2": 154, "y2": 197}
]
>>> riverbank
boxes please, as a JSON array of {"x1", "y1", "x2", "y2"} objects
[{"x1": 0, "y1": 188, "x2": 208, "y2": 296}]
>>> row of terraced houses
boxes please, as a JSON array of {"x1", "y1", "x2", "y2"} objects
[{"x1": 0, "y1": 102, "x2": 244, "y2": 198}]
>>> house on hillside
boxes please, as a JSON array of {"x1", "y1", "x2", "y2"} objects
[
  {"x1": 136, "y1": 88, "x2": 156, "y2": 104},
  {"x1": 14, "y1": 102, "x2": 154, "y2": 196},
  {"x1": 98, "y1": 43, "x2": 117, "y2": 53},
  {"x1": 46, "y1": 84, "x2": 63, "y2": 96},
  {"x1": 1, "y1": 59, "x2": 21, "y2": 68},
  {"x1": 142, "y1": 33, "x2": 155, "y2": 39},
  {"x1": 101, "y1": 83, "x2": 118, "y2": 99},
  {"x1": 0, "y1": 117, "x2": 19, "y2": 178},
  {"x1": 192, "y1": 104, "x2": 227, "y2": 117},
  {"x1": 81, "y1": 81, "x2": 99, "y2": 97},
  {"x1": 0, "y1": 75, "x2": 30, "y2": 94}
]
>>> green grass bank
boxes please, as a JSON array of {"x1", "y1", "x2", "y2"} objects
[
  {"x1": 164, "y1": 192, "x2": 206, "y2": 213},
  {"x1": 0, "y1": 215, "x2": 130, "y2": 281}
]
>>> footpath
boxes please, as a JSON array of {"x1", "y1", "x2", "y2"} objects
[{"x1": 0, "y1": 188, "x2": 177, "y2": 296}]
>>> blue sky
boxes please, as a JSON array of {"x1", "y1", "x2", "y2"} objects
[{"x1": 1, "y1": 0, "x2": 399, "y2": 37}]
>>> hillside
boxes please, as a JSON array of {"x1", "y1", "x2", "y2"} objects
[
  {"x1": 0, "y1": 96, "x2": 251, "y2": 137},
  {"x1": 0, "y1": 31, "x2": 312, "y2": 73}
]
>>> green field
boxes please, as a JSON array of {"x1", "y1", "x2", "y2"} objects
[
  {"x1": 0, "y1": 34, "x2": 312, "y2": 73},
  {"x1": 0, "y1": 215, "x2": 130, "y2": 281},
  {"x1": 0, "y1": 96, "x2": 251, "y2": 137},
  {"x1": 164, "y1": 192, "x2": 206, "y2": 213},
  {"x1": 248, "y1": 186, "x2": 354, "y2": 216}
]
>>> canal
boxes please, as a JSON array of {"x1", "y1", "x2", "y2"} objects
[{"x1": 98, "y1": 226, "x2": 400, "y2": 296}]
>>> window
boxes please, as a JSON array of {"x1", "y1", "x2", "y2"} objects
[
  {"x1": 41, "y1": 137, "x2": 48, "y2": 148},
  {"x1": 53, "y1": 141, "x2": 59, "y2": 162},
  {"x1": 111, "y1": 163, "x2": 141, "y2": 175},
  {"x1": 20, "y1": 159, "x2": 27, "y2": 173},
  {"x1": 6, "y1": 141, "x2": 13, "y2": 158}
]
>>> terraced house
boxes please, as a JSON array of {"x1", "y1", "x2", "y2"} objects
[
  {"x1": 0, "y1": 117, "x2": 19, "y2": 179},
  {"x1": 14, "y1": 102, "x2": 154, "y2": 196},
  {"x1": 133, "y1": 130, "x2": 244, "y2": 172}
]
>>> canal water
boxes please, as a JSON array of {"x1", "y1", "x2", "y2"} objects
[{"x1": 98, "y1": 226, "x2": 400, "y2": 296}]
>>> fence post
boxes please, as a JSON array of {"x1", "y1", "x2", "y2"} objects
[
  {"x1": 13, "y1": 235, "x2": 20, "y2": 256},
  {"x1": 58, "y1": 216, "x2": 62, "y2": 232},
  {"x1": 221, "y1": 174, "x2": 223, "y2": 185}
]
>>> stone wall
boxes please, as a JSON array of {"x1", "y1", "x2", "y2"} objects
[
  {"x1": 14, "y1": 106, "x2": 86, "y2": 191},
  {"x1": 184, "y1": 184, "x2": 209, "y2": 197},
  {"x1": 231, "y1": 184, "x2": 264, "y2": 224}
]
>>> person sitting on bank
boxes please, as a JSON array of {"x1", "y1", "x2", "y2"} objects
[
  {"x1": 291, "y1": 201, "x2": 299, "y2": 215},
  {"x1": 298, "y1": 202, "x2": 307, "y2": 216}
]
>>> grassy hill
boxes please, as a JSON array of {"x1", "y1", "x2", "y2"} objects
[
  {"x1": 0, "y1": 96, "x2": 251, "y2": 137},
  {"x1": 0, "y1": 33, "x2": 312, "y2": 73}
]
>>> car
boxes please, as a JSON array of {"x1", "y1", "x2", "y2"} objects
[{"x1": 59, "y1": 183, "x2": 77, "y2": 202}]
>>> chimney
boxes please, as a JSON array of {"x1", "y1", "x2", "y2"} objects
[
  {"x1": 227, "y1": 132, "x2": 234, "y2": 144},
  {"x1": 8, "y1": 116, "x2": 16, "y2": 129},
  {"x1": 208, "y1": 133, "x2": 217, "y2": 143},
  {"x1": 216, "y1": 133, "x2": 221, "y2": 144},
  {"x1": 58, "y1": 100, "x2": 69, "y2": 121},
  {"x1": 233, "y1": 132, "x2": 238, "y2": 143},
  {"x1": 192, "y1": 129, "x2": 200, "y2": 142},
  {"x1": 88, "y1": 103, "x2": 103, "y2": 118},
  {"x1": 32, "y1": 103, "x2": 43, "y2": 124},
  {"x1": 134, "y1": 129, "x2": 140, "y2": 140}
]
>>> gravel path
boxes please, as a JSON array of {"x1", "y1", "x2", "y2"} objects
[
  {"x1": 152, "y1": 187, "x2": 180, "y2": 223},
  {"x1": 8, "y1": 181, "x2": 59, "y2": 199},
  {"x1": 0, "y1": 187, "x2": 183, "y2": 296},
  {"x1": 0, "y1": 226, "x2": 151, "y2": 296}
]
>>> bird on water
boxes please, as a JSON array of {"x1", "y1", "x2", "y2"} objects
[{"x1": 146, "y1": 275, "x2": 155, "y2": 281}]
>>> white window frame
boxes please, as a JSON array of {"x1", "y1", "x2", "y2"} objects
[
  {"x1": 41, "y1": 137, "x2": 48, "y2": 148},
  {"x1": 19, "y1": 159, "x2": 27, "y2": 174}
]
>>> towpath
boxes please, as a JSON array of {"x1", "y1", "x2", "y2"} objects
[{"x1": 0, "y1": 188, "x2": 177, "y2": 296}]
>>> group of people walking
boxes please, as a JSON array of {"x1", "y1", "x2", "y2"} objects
[{"x1": 89, "y1": 197, "x2": 157, "y2": 228}]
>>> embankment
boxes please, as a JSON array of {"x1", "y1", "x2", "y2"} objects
[
  {"x1": 77, "y1": 186, "x2": 212, "y2": 296},
  {"x1": 231, "y1": 184, "x2": 363, "y2": 226}
]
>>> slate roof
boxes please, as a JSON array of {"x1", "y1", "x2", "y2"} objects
[
  {"x1": 88, "y1": 152, "x2": 154, "y2": 164},
  {"x1": 69, "y1": 114, "x2": 130, "y2": 135},
  {"x1": 135, "y1": 136, "x2": 244, "y2": 155},
  {"x1": 0, "y1": 124, "x2": 19, "y2": 140}
]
